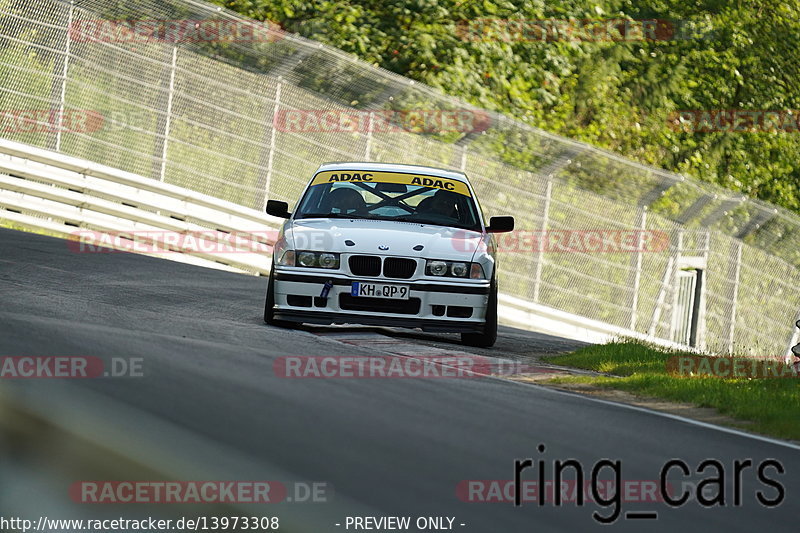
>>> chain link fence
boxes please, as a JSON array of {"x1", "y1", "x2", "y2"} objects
[{"x1": 1, "y1": 0, "x2": 798, "y2": 356}]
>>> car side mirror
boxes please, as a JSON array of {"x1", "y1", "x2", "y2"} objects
[
  {"x1": 487, "y1": 216, "x2": 514, "y2": 233},
  {"x1": 266, "y1": 200, "x2": 291, "y2": 219}
]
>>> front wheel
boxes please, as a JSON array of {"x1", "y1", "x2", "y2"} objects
[
  {"x1": 264, "y1": 269, "x2": 294, "y2": 328},
  {"x1": 461, "y1": 279, "x2": 498, "y2": 348}
]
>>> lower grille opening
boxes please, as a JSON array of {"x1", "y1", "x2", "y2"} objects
[
  {"x1": 447, "y1": 306, "x2": 473, "y2": 318},
  {"x1": 287, "y1": 295, "x2": 312, "y2": 307},
  {"x1": 339, "y1": 294, "x2": 421, "y2": 315},
  {"x1": 314, "y1": 297, "x2": 328, "y2": 307},
  {"x1": 431, "y1": 305, "x2": 445, "y2": 317}
]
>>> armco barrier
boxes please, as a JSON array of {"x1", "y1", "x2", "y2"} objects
[{"x1": 0, "y1": 138, "x2": 281, "y2": 274}]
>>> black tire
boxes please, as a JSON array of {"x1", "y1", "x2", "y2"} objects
[
  {"x1": 264, "y1": 269, "x2": 294, "y2": 328},
  {"x1": 461, "y1": 278, "x2": 498, "y2": 348}
]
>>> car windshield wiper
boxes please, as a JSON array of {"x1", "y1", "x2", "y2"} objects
[
  {"x1": 387, "y1": 215, "x2": 419, "y2": 223},
  {"x1": 296, "y1": 212, "x2": 372, "y2": 220},
  {"x1": 389, "y1": 215, "x2": 480, "y2": 231},
  {"x1": 386, "y1": 215, "x2": 481, "y2": 233}
]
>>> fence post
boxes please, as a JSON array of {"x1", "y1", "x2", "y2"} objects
[
  {"x1": 629, "y1": 208, "x2": 647, "y2": 330},
  {"x1": 532, "y1": 179, "x2": 552, "y2": 303},
  {"x1": 54, "y1": 0, "x2": 75, "y2": 152},
  {"x1": 726, "y1": 240, "x2": 743, "y2": 354},
  {"x1": 263, "y1": 80, "x2": 282, "y2": 208},
  {"x1": 449, "y1": 142, "x2": 469, "y2": 172},
  {"x1": 158, "y1": 46, "x2": 178, "y2": 182},
  {"x1": 364, "y1": 111, "x2": 374, "y2": 160}
]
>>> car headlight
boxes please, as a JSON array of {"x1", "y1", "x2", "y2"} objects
[
  {"x1": 427, "y1": 260, "x2": 448, "y2": 276},
  {"x1": 298, "y1": 251, "x2": 317, "y2": 267},
  {"x1": 426, "y1": 259, "x2": 483, "y2": 278},
  {"x1": 318, "y1": 253, "x2": 338, "y2": 268},
  {"x1": 295, "y1": 251, "x2": 340, "y2": 269},
  {"x1": 450, "y1": 262, "x2": 468, "y2": 277}
]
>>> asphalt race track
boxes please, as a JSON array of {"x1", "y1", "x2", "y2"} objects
[{"x1": 0, "y1": 227, "x2": 798, "y2": 532}]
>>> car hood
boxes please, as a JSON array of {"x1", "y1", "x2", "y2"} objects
[{"x1": 286, "y1": 218, "x2": 484, "y2": 261}]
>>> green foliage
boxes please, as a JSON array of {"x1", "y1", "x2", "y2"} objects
[
  {"x1": 548, "y1": 340, "x2": 800, "y2": 439},
  {"x1": 213, "y1": 0, "x2": 800, "y2": 214}
]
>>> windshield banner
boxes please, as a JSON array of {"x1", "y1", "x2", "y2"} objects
[{"x1": 310, "y1": 170, "x2": 472, "y2": 196}]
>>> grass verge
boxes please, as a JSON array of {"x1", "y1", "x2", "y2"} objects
[{"x1": 545, "y1": 340, "x2": 800, "y2": 441}]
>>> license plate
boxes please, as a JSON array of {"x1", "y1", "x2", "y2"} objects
[{"x1": 351, "y1": 282, "x2": 409, "y2": 300}]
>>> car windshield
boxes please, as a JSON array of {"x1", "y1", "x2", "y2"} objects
[{"x1": 294, "y1": 171, "x2": 483, "y2": 231}]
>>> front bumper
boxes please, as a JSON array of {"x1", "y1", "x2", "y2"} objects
[{"x1": 272, "y1": 269, "x2": 490, "y2": 332}]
